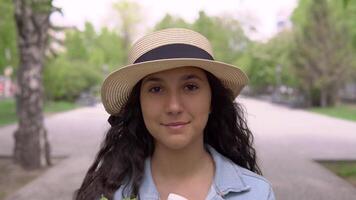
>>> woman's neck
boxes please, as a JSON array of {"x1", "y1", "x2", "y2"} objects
[{"x1": 151, "y1": 141, "x2": 212, "y2": 179}]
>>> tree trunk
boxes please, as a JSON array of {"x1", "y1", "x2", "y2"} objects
[
  {"x1": 13, "y1": 0, "x2": 52, "y2": 169},
  {"x1": 320, "y1": 87, "x2": 328, "y2": 107},
  {"x1": 327, "y1": 84, "x2": 339, "y2": 106}
]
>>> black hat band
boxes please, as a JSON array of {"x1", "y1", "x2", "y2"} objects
[{"x1": 134, "y1": 43, "x2": 214, "y2": 64}]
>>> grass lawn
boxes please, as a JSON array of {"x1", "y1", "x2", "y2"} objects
[
  {"x1": 309, "y1": 103, "x2": 356, "y2": 122},
  {"x1": 0, "y1": 99, "x2": 17, "y2": 127},
  {"x1": 319, "y1": 161, "x2": 356, "y2": 187},
  {"x1": 0, "y1": 99, "x2": 79, "y2": 127},
  {"x1": 44, "y1": 101, "x2": 79, "y2": 114}
]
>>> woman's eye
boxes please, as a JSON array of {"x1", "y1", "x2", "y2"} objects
[
  {"x1": 148, "y1": 86, "x2": 162, "y2": 93},
  {"x1": 185, "y1": 84, "x2": 199, "y2": 91}
]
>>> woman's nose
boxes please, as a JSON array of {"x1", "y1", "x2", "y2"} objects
[{"x1": 165, "y1": 91, "x2": 183, "y2": 115}]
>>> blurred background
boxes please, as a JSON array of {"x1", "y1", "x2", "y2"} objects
[
  {"x1": 0, "y1": 0, "x2": 356, "y2": 199},
  {"x1": 2, "y1": 0, "x2": 356, "y2": 112}
]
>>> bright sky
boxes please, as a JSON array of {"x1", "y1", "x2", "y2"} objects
[{"x1": 51, "y1": 0, "x2": 298, "y2": 41}]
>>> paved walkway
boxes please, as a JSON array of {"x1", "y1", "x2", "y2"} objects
[
  {"x1": 243, "y1": 98, "x2": 356, "y2": 200},
  {"x1": 1, "y1": 97, "x2": 356, "y2": 200}
]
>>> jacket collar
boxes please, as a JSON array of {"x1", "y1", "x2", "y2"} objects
[
  {"x1": 138, "y1": 158, "x2": 160, "y2": 199},
  {"x1": 138, "y1": 145, "x2": 250, "y2": 199},
  {"x1": 206, "y1": 145, "x2": 250, "y2": 197}
]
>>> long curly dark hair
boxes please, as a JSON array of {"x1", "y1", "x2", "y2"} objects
[{"x1": 75, "y1": 70, "x2": 261, "y2": 200}]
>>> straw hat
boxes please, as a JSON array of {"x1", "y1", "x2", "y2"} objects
[{"x1": 101, "y1": 28, "x2": 248, "y2": 115}]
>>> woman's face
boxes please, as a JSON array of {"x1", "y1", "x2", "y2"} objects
[{"x1": 140, "y1": 67, "x2": 211, "y2": 150}]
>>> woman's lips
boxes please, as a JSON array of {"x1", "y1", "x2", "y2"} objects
[{"x1": 162, "y1": 121, "x2": 190, "y2": 129}]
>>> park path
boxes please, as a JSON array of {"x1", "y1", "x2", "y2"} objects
[
  {"x1": 243, "y1": 98, "x2": 356, "y2": 200},
  {"x1": 1, "y1": 97, "x2": 356, "y2": 200}
]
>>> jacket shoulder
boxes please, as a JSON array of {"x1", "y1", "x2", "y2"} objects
[
  {"x1": 233, "y1": 165, "x2": 275, "y2": 200},
  {"x1": 239, "y1": 166, "x2": 271, "y2": 187}
]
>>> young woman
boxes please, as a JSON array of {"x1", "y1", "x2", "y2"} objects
[{"x1": 75, "y1": 28, "x2": 275, "y2": 200}]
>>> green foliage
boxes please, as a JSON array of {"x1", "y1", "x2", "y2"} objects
[
  {"x1": 113, "y1": 0, "x2": 141, "y2": 33},
  {"x1": 330, "y1": 0, "x2": 356, "y2": 77},
  {"x1": 0, "y1": 0, "x2": 18, "y2": 75},
  {"x1": 154, "y1": 14, "x2": 191, "y2": 30},
  {"x1": 112, "y1": 0, "x2": 141, "y2": 57},
  {"x1": 192, "y1": 11, "x2": 217, "y2": 40},
  {"x1": 235, "y1": 42, "x2": 276, "y2": 91},
  {"x1": 192, "y1": 11, "x2": 248, "y2": 64},
  {"x1": 44, "y1": 22, "x2": 125, "y2": 101},
  {"x1": 96, "y1": 27, "x2": 126, "y2": 69},
  {"x1": 291, "y1": 0, "x2": 313, "y2": 33},
  {"x1": 265, "y1": 32, "x2": 299, "y2": 88},
  {"x1": 343, "y1": 0, "x2": 349, "y2": 7},
  {"x1": 65, "y1": 30, "x2": 89, "y2": 60},
  {"x1": 44, "y1": 55, "x2": 101, "y2": 101},
  {"x1": 234, "y1": 30, "x2": 298, "y2": 93},
  {"x1": 290, "y1": 0, "x2": 354, "y2": 107}
]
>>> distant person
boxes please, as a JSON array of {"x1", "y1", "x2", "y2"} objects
[{"x1": 75, "y1": 28, "x2": 275, "y2": 200}]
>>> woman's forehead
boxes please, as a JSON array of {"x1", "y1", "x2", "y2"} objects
[{"x1": 142, "y1": 66, "x2": 206, "y2": 81}]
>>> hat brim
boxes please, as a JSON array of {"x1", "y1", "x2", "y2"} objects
[{"x1": 101, "y1": 58, "x2": 248, "y2": 115}]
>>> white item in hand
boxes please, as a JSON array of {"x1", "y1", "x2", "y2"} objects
[{"x1": 167, "y1": 193, "x2": 188, "y2": 200}]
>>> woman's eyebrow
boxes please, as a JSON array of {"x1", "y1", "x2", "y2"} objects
[
  {"x1": 142, "y1": 73, "x2": 203, "y2": 84},
  {"x1": 181, "y1": 74, "x2": 203, "y2": 81},
  {"x1": 142, "y1": 76, "x2": 162, "y2": 84}
]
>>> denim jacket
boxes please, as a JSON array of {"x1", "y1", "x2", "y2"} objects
[{"x1": 114, "y1": 146, "x2": 275, "y2": 200}]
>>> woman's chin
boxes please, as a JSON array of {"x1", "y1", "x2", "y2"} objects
[{"x1": 159, "y1": 139, "x2": 192, "y2": 151}]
